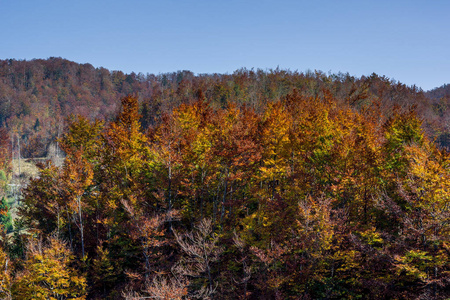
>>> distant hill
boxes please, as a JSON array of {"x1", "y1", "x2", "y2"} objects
[
  {"x1": 426, "y1": 83, "x2": 450, "y2": 100},
  {"x1": 0, "y1": 57, "x2": 448, "y2": 157},
  {"x1": 425, "y1": 84, "x2": 450, "y2": 149}
]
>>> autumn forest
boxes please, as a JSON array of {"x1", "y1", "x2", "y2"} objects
[{"x1": 0, "y1": 58, "x2": 449, "y2": 299}]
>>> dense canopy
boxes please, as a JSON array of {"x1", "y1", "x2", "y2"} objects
[{"x1": 0, "y1": 58, "x2": 449, "y2": 299}]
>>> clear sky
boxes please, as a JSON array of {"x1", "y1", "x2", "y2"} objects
[{"x1": 1, "y1": 0, "x2": 448, "y2": 90}]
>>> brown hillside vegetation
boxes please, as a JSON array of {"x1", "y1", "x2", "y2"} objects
[{"x1": 0, "y1": 58, "x2": 449, "y2": 160}]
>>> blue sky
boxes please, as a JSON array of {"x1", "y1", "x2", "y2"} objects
[{"x1": 1, "y1": 0, "x2": 448, "y2": 90}]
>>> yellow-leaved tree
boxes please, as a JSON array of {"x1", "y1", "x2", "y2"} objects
[{"x1": 12, "y1": 235, "x2": 87, "y2": 300}]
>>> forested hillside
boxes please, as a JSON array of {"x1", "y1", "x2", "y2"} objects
[
  {"x1": 426, "y1": 84, "x2": 450, "y2": 149},
  {"x1": 0, "y1": 58, "x2": 449, "y2": 299},
  {"x1": 426, "y1": 84, "x2": 450, "y2": 100},
  {"x1": 0, "y1": 57, "x2": 448, "y2": 159}
]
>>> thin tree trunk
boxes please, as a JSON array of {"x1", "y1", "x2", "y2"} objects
[
  {"x1": 77, "y1": 195, "x2": 85, "y2": 259},
  {"x1": 56, "y1": 207, "x2": 60, "y2": 237},
  {"x1": 221, "y1": 168, "x2": 228, "y2": 224},
  {"x1": 10, "y1": 133, "x2": 14, "y2": 172},
  {"x1": 17, "y1": 134, "x2": 21, "y2": 180},
  {"x1": 168, "y1": 155, "x2": 173, "y2": 231},
  {"x1": 213, "y1": 182, "x2": 220, "y2": 223},
  {"x1": 66, "y1": 208, "x2": 73, "y2": 250}
]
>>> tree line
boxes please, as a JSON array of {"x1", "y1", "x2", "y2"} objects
[{"x1": 0, "y1": 58, "x2": 449, "y2": 160}]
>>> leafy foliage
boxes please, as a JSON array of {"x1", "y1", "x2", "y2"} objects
[
  {"x1": 12, "y1": 235, "x2": 87, "y2": 299},
  {"x1": 4, "y1": 88, "x2": 450, "y2": 299}
]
